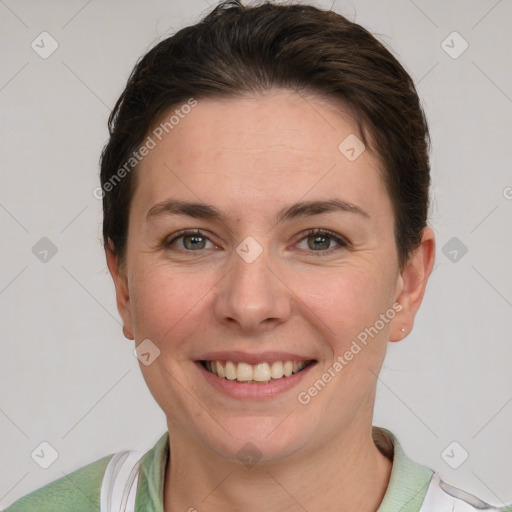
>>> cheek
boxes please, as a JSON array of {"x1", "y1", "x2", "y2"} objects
[
  {"x1": 130, "y1": 265, "x2": 187, "y2": 337},
  {"x1": 294, "y1": 264, "x2": 393, "y2": 339},
  {"x1": 127, "y1": 248, "x2": 398, "y2": 357},
  {"x1": 129, "y1": 262, "x2": 219, "y2": 350}
]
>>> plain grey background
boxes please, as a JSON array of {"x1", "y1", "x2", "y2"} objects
[{"x1": 1, "y1": 0, "x2": 511, "y2": 509}]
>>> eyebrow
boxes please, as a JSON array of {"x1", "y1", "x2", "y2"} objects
[{"x1": 146, "y1": 198, "x2": 370, "y2": 223}]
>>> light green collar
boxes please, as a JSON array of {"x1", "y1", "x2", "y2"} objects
[
  {"x1": 373, "y1": 426, "x2": 434, "y2": 512},
  {"x1": 135, "y1": 426, "x2": 433, "y2": 512}
]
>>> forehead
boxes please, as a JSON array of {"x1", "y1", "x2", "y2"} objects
[
  {"x1": 133, "y1": 90, "x2": 389, "y2": 221},
  {"x1": 148, "y1": 90, "x2": 367, "y2": 165}
]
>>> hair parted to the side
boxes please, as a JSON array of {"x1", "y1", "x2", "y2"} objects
[{"x1": 100, "y1": 0, "x2": 431, "y2": 270}]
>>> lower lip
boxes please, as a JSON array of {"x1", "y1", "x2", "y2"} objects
[{"x1": 196, "y1": 361, "x2": 316, "y2": 399}]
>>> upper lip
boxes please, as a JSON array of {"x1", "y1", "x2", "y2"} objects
[{"x1": 197, "y1": 351, "x2": 316, "y2": 365}]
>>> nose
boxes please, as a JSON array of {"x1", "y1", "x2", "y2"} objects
[{"x1": 213, "y1": 244, "x2": 292, "y2": 333}]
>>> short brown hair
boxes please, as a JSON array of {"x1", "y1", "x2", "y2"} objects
[{"x1": 100, "y1": 0, "x2": 430, "y2": 269}]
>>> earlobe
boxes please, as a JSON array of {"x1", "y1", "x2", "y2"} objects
[
  {"x1": 390, "y1": 227, "x2": 436, "y2": 342},
  {"x1": 105, "y1": 241, "x2": 135, "y2": 340}
]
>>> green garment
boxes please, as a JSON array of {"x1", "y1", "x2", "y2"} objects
[{"x1": 0, "y1": 426, "x2": 492, "y2": 512}]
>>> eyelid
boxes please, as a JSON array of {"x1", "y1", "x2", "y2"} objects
[
  {"x1": 294, "y1": 228, "x2": 349, "y2": 254},
  {"x1": 164, "y1": 229, "x2": 218, "y2": 249}
]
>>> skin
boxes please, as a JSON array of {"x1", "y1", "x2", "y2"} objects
[{"x1": 106, "y1": 89, "x2": 435, "y2": 512}]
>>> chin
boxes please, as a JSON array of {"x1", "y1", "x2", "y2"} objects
[{"x1": 198, "y1": 414, "x2": 317, "y2": 465}]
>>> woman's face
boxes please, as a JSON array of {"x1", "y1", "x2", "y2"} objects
[{"x1": 109, "y1": 90, "x2": 428, "y2": 463}]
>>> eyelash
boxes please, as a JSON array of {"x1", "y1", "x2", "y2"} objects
[{"x1": 163, "y1": 228, "x2": 348, "y2": 256}]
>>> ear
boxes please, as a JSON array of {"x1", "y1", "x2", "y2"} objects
[
  {"x1": 105, "y1": 241, "x2": 135, "y2": 340},
  {"x1": 389, "y1": 227, "x2": 436, "y2": 342}
]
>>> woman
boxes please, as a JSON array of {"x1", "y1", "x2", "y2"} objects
[{"x1": 5, "y1": 1, "x2": 510, "y2": 511}]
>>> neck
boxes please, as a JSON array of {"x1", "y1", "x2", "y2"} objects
[{"x1": 163, "y1": 421, "x2": 392, "y2": 512}]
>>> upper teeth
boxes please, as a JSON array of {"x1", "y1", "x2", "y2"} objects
[{"x1": 204, "y1": 360, "x2": 308, "y2": 383}]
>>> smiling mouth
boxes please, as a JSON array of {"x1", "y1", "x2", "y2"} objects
[{"x1": 200, "y1": 360, "x2": 315, "y2": 384}]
